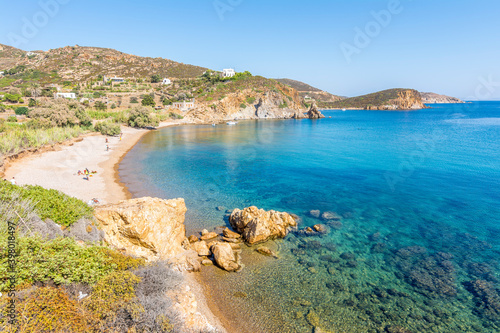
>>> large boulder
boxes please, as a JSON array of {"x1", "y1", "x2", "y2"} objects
[
  {"x1": 229, "y1": 206, "x2": 297, "y2": 245},
  {"x1": 211, "y1": 243, "x2": 240, "y2": 272},
  {"x1": 94, "y1": 197, "x2": 187, "y2": 261}
]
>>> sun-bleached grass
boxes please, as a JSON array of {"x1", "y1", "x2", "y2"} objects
[{"x1": 0, "y1": 126, "x2": 85, "y2": 155}]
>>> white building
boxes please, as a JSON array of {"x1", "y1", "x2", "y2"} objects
[
  {"x1": 173, "y1": 99, "x2": 195, "y2": 112},
  {"x1": 162, "y1": 78, "x2": 171, "y2": 85},
  {"x1": 0, "y1": 71, "x2": 4, "y2": 76},
  {"x1": 111, "y1": 76, "x2": 124, "y2": 83},
  {"x1": 222, "y1": 68, "x2": 236, "y2": 78},
  {"x1": 54, "y1": 92, "x2": 76, "y2": 99}
]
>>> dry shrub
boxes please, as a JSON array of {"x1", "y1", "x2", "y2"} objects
[{"x1": 0, "y1": 287, "x2": 95, "y2": 333}]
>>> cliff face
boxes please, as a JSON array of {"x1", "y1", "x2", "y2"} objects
[
  {"x1": 421, "y1": 92, "x2": 464, "y2": 104},
  {"x1": 184, "y1": 86, "x2": 306, "y2": 123},
  {"x1": 396, "y1": 90, "x2": 426, "y2": 110}
]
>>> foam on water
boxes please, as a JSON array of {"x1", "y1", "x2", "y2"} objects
[{"x1": 120, "y1": 102, "x2": 500, "y2": 332}]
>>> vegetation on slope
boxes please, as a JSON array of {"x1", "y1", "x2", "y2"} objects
[
  {"x1": 0, "y1": 183, "x2": 187, "y2": 332},
  {"x1": 328, "y1": 88, "x2": 423, "y2": 109}
]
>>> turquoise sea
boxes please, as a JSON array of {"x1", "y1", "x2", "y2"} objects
[{"x1": 120, "y1": 102, "x2": 500, "y2": 332}]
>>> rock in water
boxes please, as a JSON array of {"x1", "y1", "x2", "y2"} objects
[
  {"x1": 223, "y1": 227, "x2": 241, "y2": 239},
  {"x1": 192, "y1": 240, "x2": 211, "y2": 257},
  {"x1": 211, "y1": 243, "x2": 240, "y2": 272},
  {"x1": 229, "y1": 206, "x2": 297, "y2": 244},
  {"x1": 94, "y1": 197, "x2": 187, "y2": 261},
  {"x1": 307, "y1": 102, "x2": 325, "y2": 119}
]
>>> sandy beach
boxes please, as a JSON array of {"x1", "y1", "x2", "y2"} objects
[{"x1": 4, "y1": 123, "x2": 177, "y2": 204}]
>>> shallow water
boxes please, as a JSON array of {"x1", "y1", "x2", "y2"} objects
[{"x1": 120, "y1": 102, "x2": 500, "y2": 332}]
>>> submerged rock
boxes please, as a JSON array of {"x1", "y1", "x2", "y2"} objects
[
  {"x1": 94, "y1": 197, "x2": 187, "y2": 261},
  {"x1": 309, "y1": 210, "x2": 321, "y2": 218},
  {"x1": 321, "y1": 211, "x2": 341, "y2": 221},
  {"x1": 229, "y1": 206, "x2": 297, "y2": 244},
  {"x1": 256, "y1": 246, "x2": 278, "y2": 258}
]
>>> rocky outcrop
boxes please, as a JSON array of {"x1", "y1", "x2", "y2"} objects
[
  {"x1": 420, "y1": 92, "x2": 464, "y2": 104},
  {"x1": 211, "y1": 243, "x2": 241, "y2": 272},
  {"x1": 94, "y1": 197, "x2": 187, "y2": 261},
  {"x1": 307, "y1": 103, "x2": 325, "y2": 119},
  {"x1": 229, "y1": 206, "x2": 298, "y2": 244},
  {"x1": 397, "y1": 90, "x2": 426, "y2": 110}
]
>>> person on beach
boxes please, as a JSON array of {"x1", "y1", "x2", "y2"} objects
[
  {"x1": 106, "y1": 145, "x2": 109, "y2": 151},
  {"x1": 10, "y1": 177, "x2": 16, "y2": 185},
  {"x1": 105, "y1": 138, "x2": 108, "y2": 143}
]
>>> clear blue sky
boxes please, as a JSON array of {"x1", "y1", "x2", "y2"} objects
[{"x1": 1, "y1": 0, "x2": 499, "y2": 99}]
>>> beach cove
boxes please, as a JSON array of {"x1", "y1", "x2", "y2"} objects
[{"x1": 5, "y1": 102, "x2": 500, "y2": 332}]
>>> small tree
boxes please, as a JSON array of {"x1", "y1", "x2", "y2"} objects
[
  {"x1": 151, "y1": 74, "x2": 161, "y2": 83},
  {"x1": 7, "y1": 115, "x2": 18, "y2": 122},
  {"x1": 130, "y1": 97, "x2": 139, "y2": 104},
  {"x1": 15, "y1": 107, "x2": 29, "y2": 116},
  {"x1": 128, "y1": 106, "x2": 159, "y2": 128},
  {"x1": 28, "y1": 98, "x2": 37, "y2": 107},
  {"x1": 94, "y1": 101, "x2": 107, "y2": 111},
  {"x1": 141, "y1": 95, "x2": 156, "y2": 107}
]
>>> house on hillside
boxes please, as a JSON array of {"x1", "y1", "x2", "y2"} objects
[
  {"x1": 0, "y1": 71, "x2": 4, "y2": 77},
  {"x1": 54, "y1": 92, "x2": 76, "y2": 99},
  {"x1": 173, "y1": 99, "x2": 195, "y2": 112},
  {"x1": 162, "y1": 78, "x2": 171, "y2": 85},
  {"x1": 222, "y1": 69, "x2": 236, "y2": 78}
]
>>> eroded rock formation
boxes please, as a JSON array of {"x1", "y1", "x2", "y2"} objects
[{"x1": 94, "y1": 197, "x2": 187, "y2": 261}]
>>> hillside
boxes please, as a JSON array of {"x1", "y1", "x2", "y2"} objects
[
  {"x1": 328, "y1": 88, "x2": 427, "y2": 110},
  {"x1": 421, "y1": 92, "x2": 464, "y2": 104},
  {"x1": 275, "y1": 78, "x2": 344, "y2": 106},
  {"x1": 0, "y1": 44, "x2": 208, "y2": 84}
]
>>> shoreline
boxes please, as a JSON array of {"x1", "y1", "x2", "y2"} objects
[{"x1": 4, "y1": 120, "x2": 232, "y2": 332}]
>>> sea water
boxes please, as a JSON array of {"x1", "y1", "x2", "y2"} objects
[{"x1": 120, "y1": 102, "x2": 500, "y2": 332}]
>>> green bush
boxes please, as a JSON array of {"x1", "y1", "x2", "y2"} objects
[
  {"x1": 94, "y1": 101, "x2": 107, "y2": 111},
  {"x1": 279, "y1": 102, "x2": 288, "y2": 109},
  {"x1": 151, "y1": 74, "x2": 161, "y2": 83},
  {"x1": 128, "y1": 106, "x2": 159, "y2": 128},
  {"x1": 94, "y1": 121, "x2": 121, "y2": 136},
  {"x1": 7, "y1": 116, "x2": 17, "y2": 122},
  {"x1": 141, "y1": 95, "x2": 156, "y2": 107},
  {"x1": 246, "y1": 96, "x2": 256, "y2": 104},
  {"x1": 130, "y1": 97, "x2": 139, "y2": 103},
  {"x1": 167, "y1": 112, "x2": 183, "y2": 120},
  {"x1": 0, "y1": 182, "x2": 93, "y2": 227},
  {"x1": 110, "y1": 103, "x2": 117, "y2": 109},
  {"x1": 15, "y1": 106, "x2": 29, "y2": 116},
  {"x1": 28, "y1": 98, "x2": 37, "y2": 107},
  {"x1": 240, "y1": 103, "x2": 247, "y2": 109},
  {"x1": 0, "y1": 236, "x2": 145, "y2": 291}
]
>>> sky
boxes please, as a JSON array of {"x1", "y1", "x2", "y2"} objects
[{"x1": 1, "y1": 0, "x2": 499, "y2": 99}]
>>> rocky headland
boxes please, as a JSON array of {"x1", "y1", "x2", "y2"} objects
[{"x1": 420, "y1": 92, "x2": 465, "y2": 104}]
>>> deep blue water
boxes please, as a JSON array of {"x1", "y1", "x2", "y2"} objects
[{"x1": 120, "y1": 102, "x2": 500, "y2": 332}]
